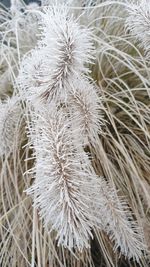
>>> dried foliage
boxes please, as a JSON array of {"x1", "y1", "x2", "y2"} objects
[{"x1": 0, "y1": 0, "x2": 150, "y2": 267}]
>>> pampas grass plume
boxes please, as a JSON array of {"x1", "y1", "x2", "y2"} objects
[
  {"x1": 18, "y1": 5, "x2": 94, "y2": 102},
  {"x1": 26, "y1": 105, "x2": 101, "y2": 251},
  {"x1": 12, "y1": 2, "x2": 148, "y2": 265},
  {"x1": 69, "y1": 76, "x2": 103, "y2": 146},
  {"x1": 0, "y1": 96, "x2": 22, "y2": 156},
  {"x1": 126, "y1": 0, "x2": 150, "y2": 59}
]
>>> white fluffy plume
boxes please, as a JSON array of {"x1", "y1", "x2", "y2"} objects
[
  {"x1": 98, "y1": 180, "x2": 145, "y2": 261},
  {"x1": 26, "y1": 105, "x2": 101, "y2": 250},
  {"x1": 126, "y1": 0, "x2": 150, "y2": 59},
  {"x1": 18, "y1": 3, "x2": 146, "y2": 261},
  {"x1": 18, "y1": 5, "x2": 94, "y2": 102},
  {"x1": 68, "y1": 76, "x2": 103, "y2": 146},
  {"x1": 0, "y1": 96, "x2": 22, "y2": 156}
]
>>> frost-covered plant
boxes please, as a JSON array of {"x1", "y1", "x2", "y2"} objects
[
  {"x1": 18, "y1": 5, "x2": 94, "y2": 102},
  {"x1": 18, "y1": 5, "x2": 103, "y2": 147},
  {"x1": 0, "y1": 95, "x2": 22, "y2": 156},
  {"x1": 1, "y1": 1, "x2": 150, "y2": 266},
  {"x1": 68, "y1": 76, "x2": 103, "y2": 146},
  {"x1": 18, "y1": 4, "x2": 104, "y2": 251},
  {"x1": 98, "y1": 179, "x2": 145, "y2": 261},
  {"x1": 26, "y1": 105, "x2": 102, "y2": 250},
  {"x1": 126, "y1": 0, "x2": 150, "y2": 59},
  {"x1": 25, "y1": 104, "x2": 145, "y2": 258},
  {"x1": 18, "y1": 3, "x2": 146, "y2": 261},
  {"x1": 0, "y1": 0, "x2": 40, "y2": 96}
]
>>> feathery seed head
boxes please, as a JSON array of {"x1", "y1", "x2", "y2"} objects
[
  {"x1": 26, "y1": 106, "x2": 101, "y2": 250},
  {"x1": 0, "y1": 96, "x2": 22, "y2": 156},
  {"x1": 40, "y1": 5, "x2": 94, "y2": 73},
  {"x1": 18, "y1": 49, "x2": 45, "y2": 102},
  {"x1": 68, "y1": 76, "x2": 103, "y2": 146},
  {"x1": 98, "y1": 179, "x2": 146, "y2": 261},
  {"x1": 126, "y1": 0, "x2": 150, "y2": 58},
  {"x1": 18, "y1": 5, "x2": 94, "y2": 103}
]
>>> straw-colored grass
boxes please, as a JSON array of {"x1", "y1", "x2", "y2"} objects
[{"x1": 0, "y1": 1, "x2": 150, "y2": 266}]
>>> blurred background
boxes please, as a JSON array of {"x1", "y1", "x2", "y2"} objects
[{"x1": 0, "y1": 0, "x2": 38, "y2": 7}]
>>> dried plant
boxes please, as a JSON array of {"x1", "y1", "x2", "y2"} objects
[
  {"x1": 26, "y1": 105, "x2": 102, "y2": 251},
  {"x1": 97, "y1": 179, "x2": 145, "y2": 262},
  {"x1": 0, "y1": 95, "x2": 22, "y2": 156},
  {"x1": 0, "y1": 0, "x2": 39, "y2": 97},
  {"x1": 68, "y1": 76, "x2": 103, "y2": 146},
  {"x1": 18, "y1": 5, "x2": 94, "y2": 103},
  {"x1": 126, "y1": 0, "x2": 150, "y2": 60},
  {"x1": 18, "y1": 4, "x2": 103, "y2": 252},
  {"x1": 0, "y1": 1, "x2": 150, "y2": 267}
]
